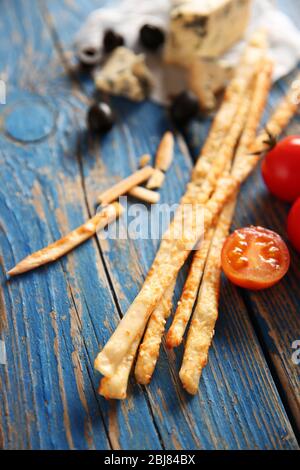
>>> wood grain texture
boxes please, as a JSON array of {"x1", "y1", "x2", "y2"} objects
[{"x1": 0, "y1": 0, "x2": 298, "y2": 450}]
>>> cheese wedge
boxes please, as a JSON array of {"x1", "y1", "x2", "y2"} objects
[{"x1": 164, "y1": 0, "x2": 252, "y2": 67}]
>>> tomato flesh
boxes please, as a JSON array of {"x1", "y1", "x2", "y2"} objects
[
  {"x1": 261, "y1": 135, "x2": 300, "y2": 203},
  {"x1": 221, "y1": 226, "x2": 290, "y2": 290},
  {"x1": 287, "y1": 197, "x2": 300, "y2": 253}
]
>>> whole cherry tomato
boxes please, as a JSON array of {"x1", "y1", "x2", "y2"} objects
[
  {"x1": 261, "y1": 135, "x2": 300, "y2": 202},
  {"x1": 287, "y1": 197, "x2": 300, "y2": 253},
  {"x1": 221, "y1": 226, "x2": 290, "y2": 290}
]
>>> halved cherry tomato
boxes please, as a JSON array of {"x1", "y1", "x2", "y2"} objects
[
  {"x1": 221, "y1": 226, "x2": 290, "y2": 290},
  {"x1": 287, "y1": 197, "x2": 300, "y2": 253},
  {"x1": 261, "y1": 135, "x2": 300, "y2": 202}
]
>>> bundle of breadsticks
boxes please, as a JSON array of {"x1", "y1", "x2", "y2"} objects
[{"x1": 95, "y1": 31, "x2": 300, "y2": 399}]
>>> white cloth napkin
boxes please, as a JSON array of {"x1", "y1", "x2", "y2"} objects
[{"x1": 75, "y1": 0, "x2": 300, "y2": 104}]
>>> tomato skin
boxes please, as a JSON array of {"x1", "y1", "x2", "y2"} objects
[
  {"x1": 287, "y1": 197, "x2": 300, "y2": 253},
  {"x1": 221, "y1": 226, "x2": 290, "y2": 290},
  {"x1": 261, "y1": 136, "x2": 300, "y2": 202}
]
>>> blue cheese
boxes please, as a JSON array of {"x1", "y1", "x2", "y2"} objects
[
  {"x1": 164, "y1": 0, "x2": 252, "y2": 67},
  {"x1": 95, "y1": 47, "x2": 154, "y2": 101},
  {"x1": 188, "y1": 58, "x2": 233, "y2": 110}
]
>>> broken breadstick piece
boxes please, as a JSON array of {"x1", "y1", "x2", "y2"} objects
[
  {"x1": 129, "y1": 186, "x2": 160, "y2": 204},
  {"x1": 146, "y1": 169, "x2": 165, "y2": 190},
  {"x1": 155, "y1": 131, "x2": 174, "y2": 172},
  {"x1": 139, "y1": 154, "x2": 151, "y2": 168},
  {"x1": 7, "y1": 202, "x2": 123, "y2": 277},
  {"x1": 146, "y1": 132, "x2": 174, "y2": 189},
  {"x1": 97, "y1": 166, "x2": 154, "y2": 205}
]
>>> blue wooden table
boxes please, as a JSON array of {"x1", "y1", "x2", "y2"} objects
[{"x1": 0, "y1": 0, "x2": 299, "y2": 450}]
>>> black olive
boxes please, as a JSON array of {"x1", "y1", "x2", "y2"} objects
[
  {"x1": 103, "y1": 29, "x2": 124, "y2": 54},
  {"x1": 77, "y1": 47, "x2": 102, "y2": 66},
  {"x1": 87, "y1": 102, "x2": 115, "y2": 134},
  {"x1": 170, "y1": 91, "x2": 199, "y2": 126},
  {"x1": 139, "y1": 24, "x2": 165, "y2": 51},
  {"x1": 83, "y1": 47, "x2": 97, "y2": 57}
]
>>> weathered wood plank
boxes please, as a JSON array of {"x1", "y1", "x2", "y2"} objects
[
  {"x1": 43, "y1": 0, "x2": 299, "y2": 449},
  {"x1": 0, "y1": 0, "x2": 161, "y2": 450}
]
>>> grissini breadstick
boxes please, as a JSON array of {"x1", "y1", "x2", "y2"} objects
[
  {"x1": 180, "y1": 60, "x2": 274, "y2": 393},
  {"x1": 233, "y1": 60, "x2": 274, "y2": 161},
  {"x1": 135, "y1": 279, "x2": 176, "y2": 385},
  {"x1": 95, "y1": 78, "x2": 298, "y2": 379},
  {"x1": 99, "y1": 334, "x2": 142, "y2": 400},
  {"x1": 99, "y1": 279, "x2": 173, "y2": 398},
  {"x1": 192, "y1": 31, "x2": 267, "y2": 184},
  {"x1": 94, "y1": 35, "x2": 274, "y2": 378},
  {"x1": 179, "y1": 88, "x2": 252, "y2": 209},
  {"x1": 100, "y1": 282, "x2": 176, "y2": 398},
  {"x1": 7, "y1": 202, "x2": 123, "y2": 277},
  {"x1": 249, "y1": 72, "x2": 300, "y2": 157},
  {"x1": 105, "y1": 280, "x2": 176, "y2": 396},
  {"x1": 165, "y1": 229, "x2": 213, "y2": 349},
  {"x1": 180, "y1": 199, "x2": 236, "y2": 395},
  {"x1": 97, "y1": 166, "x2": 154, "y2": 205},
  {"x1": 167, "y1": 58, "x2": 273, "y2": 350}
]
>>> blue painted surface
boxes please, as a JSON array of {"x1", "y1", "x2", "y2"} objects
[{"x1": 0, "y1": 0, "x2": 299, "y2": 450}]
